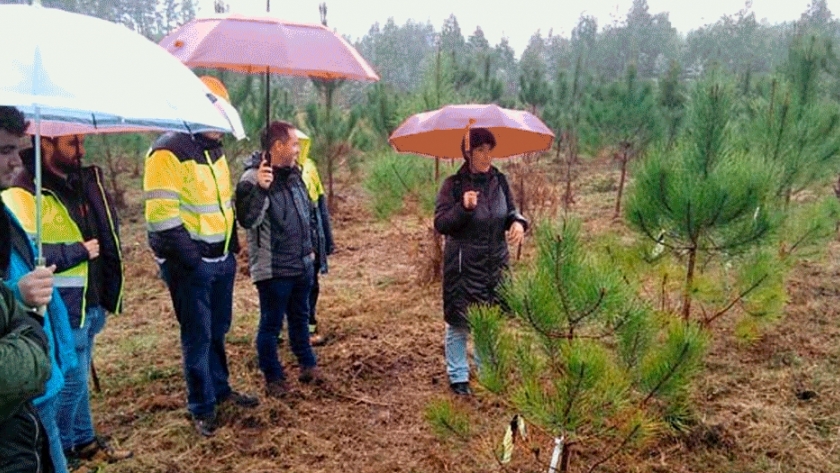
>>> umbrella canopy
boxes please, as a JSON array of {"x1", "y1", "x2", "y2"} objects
[
  {"x1": 26, "y1": 91, "x2": 246, "y2": 139},
  {"x1": 0, "y1": 4, "x2": 237, "y2": 135},
  {"x1": 159, "y1": 13, "x2": 380, "y2": 82},
  {"x1": 389, "y1": 104, "x2": 555, "y2": 159},
  {"x1": 0, "y1": 4, "x2": 241, "y2": 268}
]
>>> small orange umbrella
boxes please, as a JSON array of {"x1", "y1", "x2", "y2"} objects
[{"x1": 388, "y1": 104, "x2": 555, "y2": 159}]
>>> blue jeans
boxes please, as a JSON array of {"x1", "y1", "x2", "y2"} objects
[
  {"x1": 35, "y1": 395, "x2": 68, "y2": 472},
  {"x1": 57, "y1": 305, "x2": 106, "y2": 451},
  {"x1": 161, "y1": 256, "x2": 235, "y2": 417},
  {"x1": 444, "y1": 324, "x2": 481, "y2": 384},
  {"x1": 256, "y1": 266, "x2": 316, "y2": 382}
]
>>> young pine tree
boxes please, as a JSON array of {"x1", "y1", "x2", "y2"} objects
[
  {"x1": 658, "y1": 59, "x2": 686, "y2": 150},
  {"x1": 586, "y1": 64, "x2": 660, "y2": 218},
  {"x1": 740, "y1": 33, "x2": 840, "y2": 204},
  {"x1": 470, "y1": 219, "x2": 708, "y2": 472},
  {"x1": 625, "y1": 72, "x2": 785, "y2": 327}
]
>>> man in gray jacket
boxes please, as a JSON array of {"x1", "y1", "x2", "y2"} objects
[{"x1": 235, "y1": 121, "x2": 321, "y2": 398}]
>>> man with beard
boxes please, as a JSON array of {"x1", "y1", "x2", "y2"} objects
[{"x1": 3, "y1": 133, "x2": 132, "y2": 468}]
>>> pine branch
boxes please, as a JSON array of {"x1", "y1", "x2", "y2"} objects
[
  {"x1": 551, "y1": 236, "x2": 577, "y2": 326},
  {"x1": 389, "y1": 162, "x2": 412, "y2": 193},
  {"x1": 562, "y1": 363, "x2": 587, "y2": 427},
  {"x1": 783, "y1": 225, "x2": 820, "y2": 257},
  {"x1": 641, "y1": 342, "x2": 691, "y2": 406},
  {"x1": 702, "y1": 273, "x2": 769, "y2": 326},
  {"x1": 570, "y1": 288, "x2": 607, "y2": 325},
  {"x1": 632, "y1": 210, "x2": 678, "y2": 250},
  {"x1": 586, "y1": 423, "x2": 643, "y2": 473},
  {"x1": 658, "y1": 170, "x2": 674, "y2": 214}
]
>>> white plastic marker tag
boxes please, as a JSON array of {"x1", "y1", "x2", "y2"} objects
[
  {"x1": 501, "y1": 415, "x2": 528, "y2": 464},
  {"x1": 548, "y1": 436, "x2": 564, "y2": 473},
  {"x1": 516, "y1": 415, "x2": 527, "y2": 440},
  {"x1": 501, "y1": 422, "x2": 513, "y2": 464}
]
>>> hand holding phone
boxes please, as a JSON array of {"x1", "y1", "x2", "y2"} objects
[{"x1": 257, "y1": 152, "x2": 273, "y2": 190}]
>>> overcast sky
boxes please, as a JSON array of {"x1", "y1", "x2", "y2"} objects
[{"x1": 194, "y1": 0, "x2": 839, "y2": 57}]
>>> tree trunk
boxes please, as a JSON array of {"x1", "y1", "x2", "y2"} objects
[
  {"x1": 614, "y1": 151, "x2": 628, "y2": 219},
  {"x1": 563, "y1": 136, "x2": 575, "y2": 210},
  {"x1": 560, "y1": 442, "x2": 572, "y2": 472},
  {"x1": 682, "y1": 246, "x2": 697, "y2": 321}
]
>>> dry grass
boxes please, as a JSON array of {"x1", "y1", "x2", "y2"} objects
[{"x1": 82, "y1": 156, "x2": 840, "y2": 473}]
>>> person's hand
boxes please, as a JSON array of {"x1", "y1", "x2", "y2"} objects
[
  {"x1": 17, "y1": 265, "x2": 56, "y2": 307},
  {"x1": 257, "y1": 156, "x2": 273, "y2": 190},
  {"x1": 508, "y1": 221, "x2": 525, "y2": 247},
  {"x1": 83, "y1": 239, "x2": 100, "y2": 259},
  {"x1": 463, "y1": 191, "x2": 479, "y2": 210}
]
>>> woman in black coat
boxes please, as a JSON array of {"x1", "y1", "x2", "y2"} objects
[{"x1": 433, "y1": 128, "x2": 528, "y2": 396}]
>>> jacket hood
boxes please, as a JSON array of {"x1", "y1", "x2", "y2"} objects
[
  {"x1": 296, "y1": 129, "x2": 311, "y2": 167},
  {"x1": 244, "y1": 151, "x2": 263, "y2": 171}
]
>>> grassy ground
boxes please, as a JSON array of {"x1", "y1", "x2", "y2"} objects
[{"x1": 84, "y1": 154, "x2": 840, "y2": 472}]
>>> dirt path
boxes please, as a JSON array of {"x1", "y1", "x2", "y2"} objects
[{"x1": 88, "y1": 158, "x2": 840, "y2": 473}]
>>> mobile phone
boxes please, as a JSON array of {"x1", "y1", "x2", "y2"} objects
[{"x1": 262, "y1": 152, "x2": 271, "y2": 166}]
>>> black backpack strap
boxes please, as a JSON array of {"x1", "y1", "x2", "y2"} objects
[
  {"x1": 450, "y1": 175, "x2": 463, "y2": 203},
  {"x1": 496, "y1": 172, "x2": 515, "y2": 211}
]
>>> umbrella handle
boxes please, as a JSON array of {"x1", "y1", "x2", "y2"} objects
[{"x1": 34, "y1": 257, "x2": 47, "y2": 317}]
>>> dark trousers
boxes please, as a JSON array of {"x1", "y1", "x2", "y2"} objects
[
  {"x1": 161, "y1": 256, "x2": 235, "y2": 417},
  {"x1": 0, "y1": 403, "x2": 54, "y2": 473},
  {"x1": 308, "y1": 270, "x2": 320, "y2": 326},
  {"x1": 255, "y1": 263, "x2": 316, "y2": 382}
]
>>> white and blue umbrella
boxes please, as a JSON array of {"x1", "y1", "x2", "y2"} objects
[{"x1": 0, "y1": 4, "x2": 242, "y2": 264}]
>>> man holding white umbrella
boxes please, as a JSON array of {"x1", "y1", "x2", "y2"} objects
[
  {"x1": 5, "y1": 132, "x2": 131, "y2": 468},
  {"x1": 0, "y1": 0, "x2": 247, "y2": 454}
]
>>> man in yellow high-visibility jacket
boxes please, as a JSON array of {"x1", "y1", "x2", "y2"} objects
[
  {"x1": 5, "y1": 130, "x2": 133, "y2": 466},
  {"x1": 296, "y1": 130, "x2": 334, "y2": 346},
  {"x1": 143, "y1": 76, "x2": 258, "y2": 438}
]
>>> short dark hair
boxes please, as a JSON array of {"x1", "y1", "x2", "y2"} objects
[
  {"x1": 261, "y1": 121, "x2": 295, "y2": 151},
  {"x1": 460, "y1": 127, "x2": 496, "y2": 159},
  {"x1": 0, "y1": 106, "x2": 29, "y2": 138}
]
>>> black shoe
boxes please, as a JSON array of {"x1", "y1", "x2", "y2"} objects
[
  {"x1": 450, "y1": 382, "x2": 472, "y2": 396},
  {"x1": 193, "y1": 414, "x2": 217, "y2": 437},
  {"x1": 218, "y1": 390, "x2": 260, "y2": 408}
]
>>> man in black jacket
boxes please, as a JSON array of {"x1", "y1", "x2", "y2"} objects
[{"x1": 236, "y1": 121, "x2": 321, "y2": 398}]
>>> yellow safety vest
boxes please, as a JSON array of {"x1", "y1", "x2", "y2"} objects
[
  {"x1": 144, "y1": 134, "x2": 234, "y2": 254},
  {"x1": 2, "y1": 187, "x2": 90, "y2": 326}
]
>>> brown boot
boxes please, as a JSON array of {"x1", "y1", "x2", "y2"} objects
[
  {"x1": 75, "y1": 436, "x2": 133, "y2": 463},
  {"x1": 298, "y1": 366, "x2": 324, "y2": 385},
  {"x1": 266, "y1": 379, "x2": 290, "y2": 398}
]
